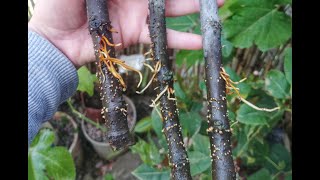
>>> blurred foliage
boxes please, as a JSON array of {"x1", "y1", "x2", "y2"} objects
[
  {"x1": 132, "y1": 0, "x2": 292, "y2": 179},
  {"x1": 29, "y1": 0, "x2": 292, "y2": 179},
  {"x1": 28, "y1": 129, "x2": 76, "y2": 180},
  {"x1": 77, "y1": 66, "x2": 98, "y2": 96}
]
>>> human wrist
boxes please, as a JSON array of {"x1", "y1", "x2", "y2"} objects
[{"x1": 28, "y1": 23, "x2": 49, "y2": 45}]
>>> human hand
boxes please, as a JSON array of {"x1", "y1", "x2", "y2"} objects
[{"x1": 28, "y1": 0, "x2": 224, "y2": 68}]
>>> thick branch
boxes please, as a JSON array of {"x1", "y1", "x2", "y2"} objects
[
  {"x1": 148, "y1": 0, "x2": 191, "y2": 179},
  {"x1": 86, "y1": 0, "x2": 134, "y2": 151},
  {"x1": 199, "y1": 0, "x2": 236, "y2": 179}
]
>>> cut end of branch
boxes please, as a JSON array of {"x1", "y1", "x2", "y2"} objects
[{"x1": 108, "y1": 132, "x2": 135, "y2": 151}]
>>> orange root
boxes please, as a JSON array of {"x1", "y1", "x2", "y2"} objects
[
  {"x1": 220, "y1": 67, "x2": 279, "y2": 112},
  {"x1": 98, "y1": 34, "x2": 143, "y2": 90}
]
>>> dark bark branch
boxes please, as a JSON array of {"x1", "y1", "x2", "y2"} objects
[
  {"x1": 199, "y1": 0, "x2": 236, "y2": 179},
  {"x1": 148, "y1": 0, "x2": 192, "y2": 179},
  {"x1": 86, "y1": 0, "x2": 134, "y2": 151}
]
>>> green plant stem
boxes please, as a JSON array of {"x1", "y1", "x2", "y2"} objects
[
  {"x1": 264, "y1": 156, "x2": 283, "y2": 171},
  {"x1": 271, "y1": 170, "x2": 291, "y2": 180},
  {"x1": 67, "y1": 99, "x2": 107, "y2": 132}
]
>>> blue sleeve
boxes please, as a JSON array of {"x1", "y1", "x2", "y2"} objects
[{"x1": 28, "y1": 30, "x2": 79, "y2": 145}]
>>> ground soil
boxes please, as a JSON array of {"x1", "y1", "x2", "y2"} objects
[
  {"x1": 49, "y1": 114, "x2": 76, "y2": 148},
  {"x1": 55, "y1": 61, "x2": 157, "y2": 179},
  {"x1": 57, "y1": 92, "x2": 148, "y2": 180},
  {"x1": 75, "y1": 134, "x2": 141, "y2": 180}
]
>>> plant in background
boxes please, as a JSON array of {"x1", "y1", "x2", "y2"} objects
[
  {"x1": 131, "y1": 0, "x2": 292, "y2": 179},
  {"x1": 28, "y1": 65, "x2": 105, "y2": 180},
  {"x1": 28, "y1": 0, "x2": 292, "y2": 179},
  {"x1": 28, "y1": 129, "x2": 75, "y2": 180},
  {"x1": 77, "y1": 66, "x2": 98, "y2": 97},
  {"x1": 223, "y1": 0, "x2": 292, "y2": 51}
]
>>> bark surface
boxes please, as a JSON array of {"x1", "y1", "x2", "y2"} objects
[
  {"x1": 148, "y1": 0, "x2": 192, "y2": 179},
  {"x1": 199, "y1": 0, "x2": 236, "y2": 179},
  {"x1": 86, "y1": 0, "x2": 134, "y2": 151}
]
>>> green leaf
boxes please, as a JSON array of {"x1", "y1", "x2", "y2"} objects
[
  {"x1": 174, "y1": 82, "x2": 187, "y2": 101},
  {"x1": 248, "y1": 168, "x2": 271, "y2": 180},
  {"x1": 228, "y1": 109, "x2": 236, "y2": 122},
  {"x1": 285, "y1": 174, "x2": 292, "y2": 180},
  {"x1": 255, "y1": 93, "x2": 278, "y2": 109},
  {"x1": 190, "y1": 101, "x2": 203, "y2": 112},
  {"x1": 224, "y1": 0, "x2": 292, "y2": 51},
  {"x1": 199, "y1": 173, "x2": 212, "y2": 180},
  {"x1": 175, "y1": 50, "x2": 203, "y2": 68},
  {"x1": 265, "y1": 70, "x2": 290, "y2": 99},
  {"x1": 166, "y1": 14, "x2": 199, "y2": 32},
  {"x1": 230, "y1": 0, "x2": 284, "y2": 9},
  {"x1": 264, "y1": 143, "x2": 291, "y2": 173},
  {"x1": 199, "y1": 120, "x2": 209, "y2": 135},
  {"x1": 277, "y1": 0, "x2": 292, "y2": 5},
  {"x1": 28, "y1": 129, "x2": 75, "y2": 180},
  {"x1": 29, "y1": 129, "x2": 54, "y2": 180},
  {"x1": 192, "y1": 134, "x2": 210, "y2": 156},
  {"x1": 104, "y1": 173, "x2": 114, "y2": 180},
  {"x1": 252, "y1": 139, "x2": 269, "y2": 156},
  {"x1": 224, "y1": 66, "x2": 251, "y2": 98},
  {"x1": 218, "y1": 0, "x2": 237, "y2": 21},
  {"x1": 130, "y1": 138, "x2": 163, "y2": 166},
  {"x1": 77, "y1": 66, "x2": 98, "y2": 96},
  {"x1": 45, "y1": 147, "x2": 76, "y2": 180},
  {"x1": 235, "y1": 90, "x2": 282, "y2": 128},
  {"x1": 151, "y1": 107, "x2": 163, "y2": 139},
  {"x1": 132, "y1": 164, "x2": 170, "y2": 180},
  {"x1": 147, "y1": 134, "x2": 164, "y2": 165},
  {"x1": 28, "y1": 154, "x2": 47, "y2": 180},
  {"x1": 180, "y1": 112, "x2": 202, "y2": 137},
  {"x1": 193, "y1": 26, "x2": 201, "y2": 35},
  {"x1": 236, "y1": 104, "x2": 269, "y2": 125},
  {"x1": 268, "y1": 110, "x2": 285, "y2": 128},
  {"x1": 130, "y1": 140, "x2": 150, "y2": 164},
  {"x1": 284, "y1": 47, "x2": 292, "y2": 85},
  {"x1": 135, "y1": 117, "x2": 152, "y2": 133},
  {"x1": 188, "y1": 151, "x2": 211, "y2": 176},
  {"x1": 30, "y1": 128, "x2": 55, "y2": 149},
  {"x1": 246, "y1": 139, "x2": 270, "y2": 165},
  {"x1": 130, "y1": 133, "x2": 164, "y2": 166},
  {"x1": 233, "y1": 128, "x2": 249, "y2": 156},
  {"x1": 150, "y1": 108, "x2": 167, "y2": 149},
  {"x1": 199, "y1": 80, "x2": 206, "y2": 92},
  {"x1": 221, "y1": 36, "x2": 234, "y2": 57}
]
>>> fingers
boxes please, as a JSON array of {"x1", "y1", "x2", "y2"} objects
[
  {"x1": 31, "y1": 0, "x2": 86, "y2": 29},
  {"x1": 138, "y1": 0, "x2": 225, "y2": 48},
  {"x1": 139, "y1": 25, "x2": 202, "y2": 50},
  {"x1": 166, "y1": 29, "x2": 202, "y2": 50},
  {"x1": 166, "y1": 0, "x2": 224, "y2": 17}
]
